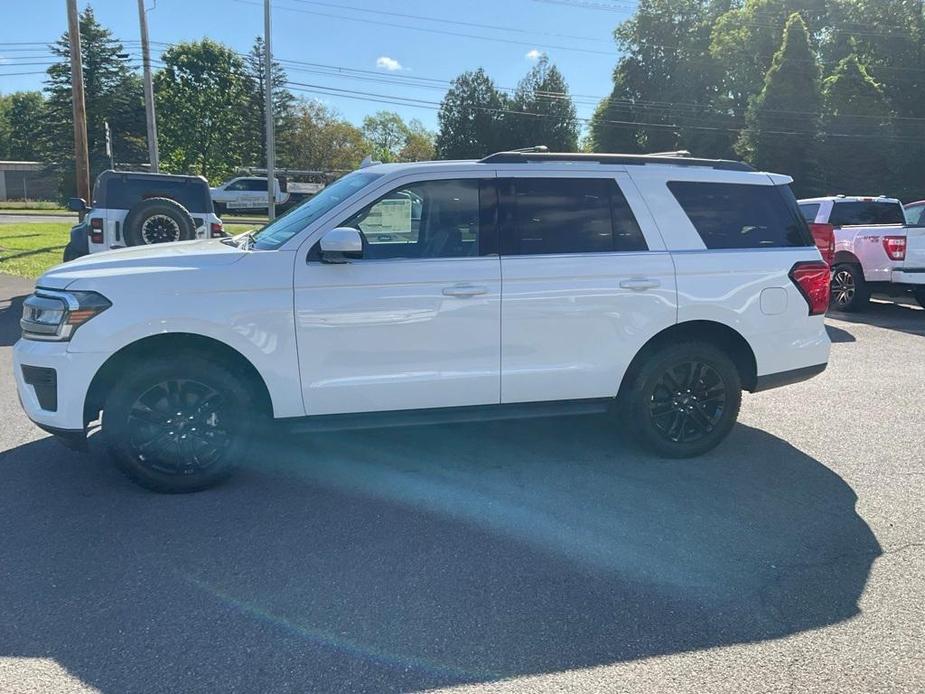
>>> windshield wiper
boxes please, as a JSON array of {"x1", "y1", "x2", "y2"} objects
[{"x1": 236, "y1": 230, "x2": 257, "y2": 250}]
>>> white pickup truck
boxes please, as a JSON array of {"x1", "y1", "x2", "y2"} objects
[
  {"x1": 210, "y1": 176, "x2": 323, "y2": 215},
  {"x1": 799, "y1": 195, "x2": 925, "y2": 311}
]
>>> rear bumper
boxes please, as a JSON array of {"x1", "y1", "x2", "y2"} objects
[{"x1": 753, "y1": 363, "x2": 827, "y2": 393}]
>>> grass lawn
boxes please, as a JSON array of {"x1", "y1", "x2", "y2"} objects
[
  {"x1": 0, "y1": 201, "x2": 67, "y2": 212},
  {"x1": 0, "y1": 220, "x2": 262, "y2": 280},
  {"x1": 0, "y1": 222, "x2": 71, "y2": 279}
]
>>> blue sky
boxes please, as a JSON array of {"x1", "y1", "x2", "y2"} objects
[{"x1": 0, "y1": 0, "x2": 633, "y2": 134}]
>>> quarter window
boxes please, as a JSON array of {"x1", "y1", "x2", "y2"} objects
[
  {"x1": 340, "y1": 179, "x2": 485, "y2": 259},
  {"x1": 504, "y1": 178, "x2": 647, "y2": 255},
  {"x1": 668, "y1": 181, "x2": 813, "y2": 249},
  {"x1": 799, "y1": 203, "x2": 820, "y2": 223}
]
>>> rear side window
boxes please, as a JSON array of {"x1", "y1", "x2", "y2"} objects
[
  {"x1": 906, "y1": 204, "x2": 924, "y2": 226},
  {"x1": 668, "y1": 181, "x2": 812, "y2": 249},
  {"x1": 105, "y1": 178, "x2": 211, "y2": 213},
  {"x1": 829, "y1": 201, "x2": 905, "y2": 226},
  {"x1": 504, "y1": 178, "x2": 647, "y2": 255},
  {"x1": 799, "y1": 203, "x2": 820, "y2": 223}
]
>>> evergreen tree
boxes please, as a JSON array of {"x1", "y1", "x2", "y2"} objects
[
  {"x1": 244, "y1": 36, "x2": 296, "y2": 168},
  {"x1": 155, "y1": 39, "x2": 253, "y2": 182},
  {"x1": 504, "y1": 56, "x2": 579, "y2": 152},
  {"x1": 820, "y1": 54, "x2": 894, "y2": 194},
  {"x1": 736, "y1": 13, "x2": 822, "y2": 195},
  {"x1": 43, "y1": 6, "x2": 145, "y2": 184},
  {"x1": 435, "y1": 68, "x2": 507, "y2": 159}
]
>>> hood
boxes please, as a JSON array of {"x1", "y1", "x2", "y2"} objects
[{"x1": 38, "y1": 239, "x2": 246, "y2": 290}]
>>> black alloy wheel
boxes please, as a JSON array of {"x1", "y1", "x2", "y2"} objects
[
  {"x1": 126, "y1": 378, "x2": 231, "y2": 476},
  {"x1": 648, "y1": 360, "x2": 727, "y2": 445}
]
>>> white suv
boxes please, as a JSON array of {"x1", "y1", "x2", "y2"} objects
[{"x1": 14, "y1": 152, "x2": 831, "y2": 492}]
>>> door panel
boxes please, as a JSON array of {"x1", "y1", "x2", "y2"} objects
[
  {"x1": 293, "y1": 174, "x2": 501, "y2": 416},
  {"x1": 295, "y1": 258, "x2": 501, "y2": 415},
  {"x1": 499, "y1": 173, "x2": 677, "y2": 404}
]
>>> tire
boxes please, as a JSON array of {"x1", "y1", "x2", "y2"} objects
[
  {"x1": 62, "y1": 242, "x2": 80, "y2": 262},
  {"x1": 830, "y1": 263, "x2": 869, "y2": 313},
  {"x1": 123, "y1": 197, "x2": 195, "y2": 247},
  {"x1": 213, "y1": 202, "x2": 225, "y2": 217},
  {"x1": 103, "y1": 355, "x2": 261, "y2": 493},
  {"x1": 913, "y1": 287, "x2": 925, "y2": 309},
  {"x1": 622, "y1": 341, "x2": 742, "y2": 458}
]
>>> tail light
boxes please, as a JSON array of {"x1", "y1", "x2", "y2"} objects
[
  {"x1": 809, "y1": 223, "x2": 835, "y2": 266},
  {"x1": 210, "y1": 221, "x2": 225, "y2": 238},
  {"x1": 790, "y1": 261, "x2": 831, "y2": 316},
  {"x1": 88, "y1": 217, "x2": 104, "y2": 244},
  {"x1": 882, "y1": 236, "x2": 906, "y2": 261}
]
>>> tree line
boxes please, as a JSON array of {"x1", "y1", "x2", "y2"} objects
[{"x1": 1, "y1": 2, "x2": 923, "y2": 200}]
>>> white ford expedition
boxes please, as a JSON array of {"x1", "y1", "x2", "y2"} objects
[
  {"x1": 798, "y1": 195, "x2": 925, "y2": 311},
  {"x1": 14, "y1": 152, "x2": 831, "y2": 493}
]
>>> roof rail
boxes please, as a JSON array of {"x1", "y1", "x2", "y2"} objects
[{"x1": 477, "y1": 150, "x2": 755, "y2": 172}]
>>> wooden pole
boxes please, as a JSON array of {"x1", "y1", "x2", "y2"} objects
[
  {"x1": 67, "y1": 0, "x2": 91, "y2": 218},
  {"x1": 137, "y1": 0, "x2": 160, "y2": 172}
]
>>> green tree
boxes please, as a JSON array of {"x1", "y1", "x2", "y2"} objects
[
  {"x1": 244, "y1": 36, "x2": 296, "y2": 168},
  {"x1": 361, "y1": 111, "x2": 409, "y2": 162},
  {"x1": 610, "y1": 0, "x2": 735, "y2": 156},
  {"x1": 155, "y1": 39, "x2": 253, "y2": 182},
  {"x1": 504, "y1": 56, "x2": 579, "y2": 152},
  {"x1": 285, "y1": 100, "x2": 369, "y2": 171},
  {"x1": 435, "y1": 68, "x2": 507, "y2": 159},
  {"x1": 588, "y1": 83, "x2": 642, "y2": 153},
  {"x1": 0, "y1": 91, "x2": 46, "y2": 160},
  {"x1": 398, "y1": 119, "x2": 436, "y2": 162},
  {"x1": 736, "y1": 13, "x2": 823, "y2": 195},
  {"x1": 43, "y1": 6, "x2": 146, "y2": 182},
  {"x1": 820, "y1": 54, "x2": 895, "y2": 193}
]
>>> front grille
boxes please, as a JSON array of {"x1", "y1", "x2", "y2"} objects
[{"x1": 21, "y1": 365, "x2": 58, "y2": 412}]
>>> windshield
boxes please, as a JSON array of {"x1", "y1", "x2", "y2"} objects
[{"x1": 252, "y1": 171, "x2": 383, "y2": 250}]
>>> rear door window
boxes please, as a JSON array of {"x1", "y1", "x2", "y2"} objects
[
  {"x1": 828, "y1": 201, "x2": 905, "y2": 226},
  {"x1": 906, "y1": 205, "x2": 925, "y2": 226},
  {"x1": 799, "y1": 203, "x2": 820, "y2": 223},
  {"x1": 668, "y1": 181, "x2": 812, "y2": 249},
  {"x1": 105, "y1": 178, "x2": 210, "y2": 213},
  {"x1": 503, "y1": 178, "x2": 647, "y2": 255}
]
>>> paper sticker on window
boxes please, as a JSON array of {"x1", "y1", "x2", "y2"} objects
[{"x1": 364, "y1": 198, "x2": 413, "y2": 234}]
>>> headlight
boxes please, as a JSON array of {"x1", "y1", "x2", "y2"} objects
[{"x1": 21, "y1": 289, "x2": 111, "y2": 341}]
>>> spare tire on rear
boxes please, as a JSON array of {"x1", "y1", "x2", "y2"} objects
[{"x1": 123, "y1": 197, "x2": 196, "y2": 247}]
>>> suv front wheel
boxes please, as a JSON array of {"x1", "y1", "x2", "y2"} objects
[
  {"x1": 622, "y1": 342, "x2": 742, "y2": 458},
  {"x1": 103, "y1": 355, "x2": 260, "y2": 492}
]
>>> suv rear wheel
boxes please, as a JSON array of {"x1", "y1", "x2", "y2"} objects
[
  {"x1": 103, "y1": 355, "x2": 261, "y2": 492},
  {"x1": 830, "y1": 263, "x2": 869, "y2": 312},
  {"x1": 622, "y1": 342, "x2": 742, "y2": 458}
]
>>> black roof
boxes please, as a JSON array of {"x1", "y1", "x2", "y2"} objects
[
  {"x1": 92, "y1": 170, "x2": 212, "y2": 211},
  {"x1": 478, "y1": 151, "x2": 755, "y2": 172}
]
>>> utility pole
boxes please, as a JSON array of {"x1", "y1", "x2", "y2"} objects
[
  {"x1": 66, "y1": 0, "x2": 91, "y2": 218},
  {"x1": 137, "y1": 0, "x2": 159, "y2": 172},
  {"x1": 264, "y1": 0, "x2": 276, "y2": 220}
]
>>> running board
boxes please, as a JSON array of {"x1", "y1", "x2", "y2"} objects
[{"x1": 280, "y1": 398, "x2": 613, "y2": 434}]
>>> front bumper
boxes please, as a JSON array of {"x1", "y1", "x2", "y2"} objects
[{"x1": 13, "y1": 339, "x2": 109, "y2": 432}]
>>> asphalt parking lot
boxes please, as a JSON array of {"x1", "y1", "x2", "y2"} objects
[{"x1": 0, "y1": 272, "x2": 922, "y2": 694}]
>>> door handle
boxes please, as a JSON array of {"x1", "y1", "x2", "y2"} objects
[
  {"x1": 620, "y1": 278, "x2": 661, "y2": 291},
  {"x1": 442, "y1": 284, "x2": 490, "y2": 298}
]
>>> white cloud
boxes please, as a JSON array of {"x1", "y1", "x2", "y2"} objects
[
  {"x1": 376, "y1": 56, "x2": 403, "y2": 71},
  {"x1": 525, "y1": 49, "x2": 545, "y2": 62}
]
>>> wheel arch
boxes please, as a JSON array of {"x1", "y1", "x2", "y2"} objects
[
  {"x1": 617, "y1": 321, "x2": 758, "y2": 399},
  {"x1": 833, "y1": 250, "x2": 862, "y2": 267},
  {"x1": 83, "y1": 332, "x2": 273, "y2": 426}
]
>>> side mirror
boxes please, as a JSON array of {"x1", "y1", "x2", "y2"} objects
[
  {"x1": 67, "y1": 197, "x2": 88, "y2": 213},
  {"x1": 319, "y1": 227, "x2": 363, "y2": 264}
]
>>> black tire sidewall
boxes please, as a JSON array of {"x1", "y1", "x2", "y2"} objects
[
  {"x1": 103, "y1": 355, "x2": 257, "y2": 493},
  {"x1": 625, "y1": 342, "x2": 742, "y2": 459},
  {"x1": 124, "y1": 198, "x2": 195, "y2": 247},
  {"x1": 831, "y1": 264, "x2": 869, "y2": 313},
  {"x1": 913, "y1": 287, "x2": 925, "y2": 309}
]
